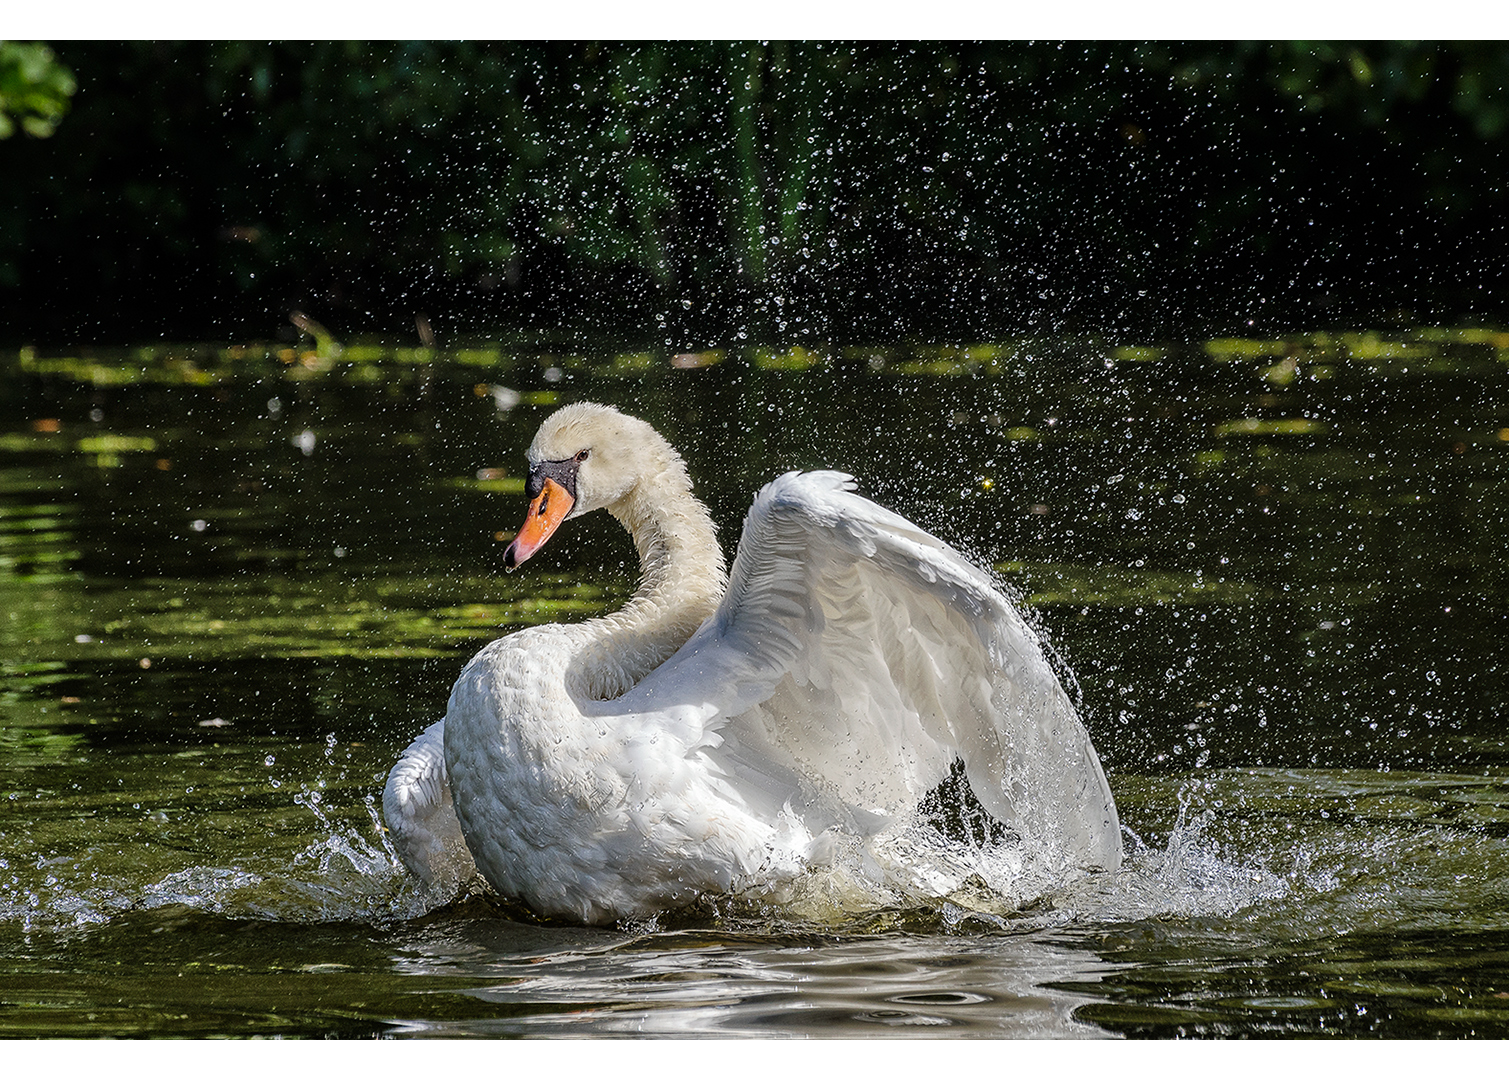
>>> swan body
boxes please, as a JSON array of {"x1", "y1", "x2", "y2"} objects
[{"x1": 384, "y1": 403, "x2": 1120, "y2": 923}]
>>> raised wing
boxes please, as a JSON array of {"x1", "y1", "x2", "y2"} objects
[{"x1": 613, "y1": 471, "x2": 1122, "y2": 874}]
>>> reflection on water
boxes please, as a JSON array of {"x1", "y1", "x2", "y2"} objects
[
  {"x1": 1, "y1": 332, "x2": 1506, "y2": 1036},
  {"x1": 386, "y1": 926, "x2": 1117, "y2": 1037}
]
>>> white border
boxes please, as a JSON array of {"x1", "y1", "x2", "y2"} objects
[{"x1": 9, "y1": 2, "x2": 1509, "y2": 41}]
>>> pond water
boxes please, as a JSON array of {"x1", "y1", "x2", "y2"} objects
[{"x1": 1, "y1": 332, "x2": 1507, "y2": 1038}]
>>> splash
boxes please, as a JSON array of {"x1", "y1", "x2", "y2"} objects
[
  {"x1": 0, "y1": 790, "x2": 459, "y2": 934},
  {"x1": 1057, "y1": 805, "x2": 1299, "y2": 925},
  {"x1": 695, "y1": 783, "x2": 1324, "y2": 935},
  {"x1": 9, "y1": 766, "x2": 1497, "y2": 939}
]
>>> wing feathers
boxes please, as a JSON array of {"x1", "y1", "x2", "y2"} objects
[
  {"x1": 611, "y1": 470, "x2": 1119, "y2": 871},
  {"x1": 621, "y1": 471, "x2": 1121, "y2": 871}
]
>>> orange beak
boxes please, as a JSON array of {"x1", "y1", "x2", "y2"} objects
[{"x1": 503, "y1": 477, "x2": 574, "y2": 569}]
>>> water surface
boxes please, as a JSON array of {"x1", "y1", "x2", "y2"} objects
[{"x1": 2, "y1": 332, "x2": 1506, "y2": 1036}]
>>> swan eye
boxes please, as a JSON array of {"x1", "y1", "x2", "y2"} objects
[{"x1": 575, "y1": 449, "x2": 590, "y2": 463}]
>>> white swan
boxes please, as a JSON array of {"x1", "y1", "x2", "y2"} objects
[{"x1": 383, "y1": 402, "x2": 1120, "y2": 923}]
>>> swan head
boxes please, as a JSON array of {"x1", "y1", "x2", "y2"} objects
[{"x1": 503, "y1": 402, "x2": 683, "y2": 569}]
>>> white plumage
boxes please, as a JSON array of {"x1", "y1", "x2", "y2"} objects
[{"x1": 384, "y1": 402, "x2": 1120, "y2": 923}]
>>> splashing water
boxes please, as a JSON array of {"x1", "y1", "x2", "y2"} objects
[
  {"x1": 0, "y1": 777, "x2": 1320, "y2": 937},
  {"x1": 1, "y1": 770, "x2": 440, "y2": 934}
]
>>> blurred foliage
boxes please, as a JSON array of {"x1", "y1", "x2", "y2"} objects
[
  {"x1": 0, "y1": 41, "x2": 75, "y2": 139},
  {"x1": 0, "y1": 42, "x2": 1506, "y2": 344}
]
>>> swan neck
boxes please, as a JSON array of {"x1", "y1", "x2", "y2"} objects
[
  {"x1": 617, "y1": 485, "x2": 723, "y2": 606},
  {"x1": 568, "y1": 472, "x2": 724, "y2": 700}
]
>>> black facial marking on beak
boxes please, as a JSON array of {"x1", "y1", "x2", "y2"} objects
[{"x1": 526, "y1": 456, "x2": 582, "y2": 502}]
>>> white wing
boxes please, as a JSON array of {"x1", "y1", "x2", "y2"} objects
[
  {"x1": 382, "y1": 719, "x2": 478, "y2": 892},
  {"x1": 611, "y1": 471, "x2": 1122, "y2": 874}
]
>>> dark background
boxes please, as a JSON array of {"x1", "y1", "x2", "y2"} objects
[{"x1": 2, "y1": 41, "x2": 1506, "y2": 348}]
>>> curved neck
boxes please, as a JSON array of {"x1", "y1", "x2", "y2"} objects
[{"x1": 566, "y1": 472, "x2": 726, "y2": 701}]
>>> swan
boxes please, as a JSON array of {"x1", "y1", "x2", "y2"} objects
[{"x1": 383, "y1": 402, "x2": 1120, "y2": 923}]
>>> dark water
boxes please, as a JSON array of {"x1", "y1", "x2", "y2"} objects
[{"x1": 2, "y1": 333, "x2": 1507, "y2": 1037}]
